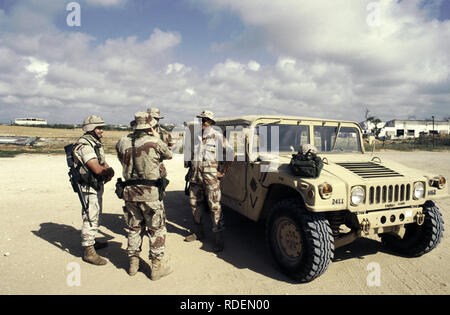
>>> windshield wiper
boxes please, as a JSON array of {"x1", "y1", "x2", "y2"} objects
[{"x1": 331, "y1": 122, "x2": 342, "y2": 151}]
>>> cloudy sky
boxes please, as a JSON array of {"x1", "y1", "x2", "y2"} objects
[{"x1": 0, "y1": 0, "x2": 449, "y2": 124}]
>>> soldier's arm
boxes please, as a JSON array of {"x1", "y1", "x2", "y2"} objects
[
  {"x1": 86, "y1": 158, "x2": 113, "y2": 177},
  {"x1": 158, "y1": 139, "x2": 173, "y2": 160}
]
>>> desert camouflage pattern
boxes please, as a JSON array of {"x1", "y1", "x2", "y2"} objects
[
  {"x1": 187, "y1": 126, "x2": 234, "y2": 183},
  {"x1": 116, "y1": 129, "x2": 171, "y2": 260},
  {"x1": 73, "y1": 134, "x2": 106, "y2": 191},
  {"x1": 187, "y1": 126, "x2": 233, "y2": 232},
  {"x1": 81, "y1": 186, "x2": 103, "y2": 247},
  {"x1": 189, "y1": 175, "x2": 224, "y2": 232},
  {"x1": 72, "y1": 133, "x2": 106, "y2": 247},
  {"x1": 122, "y1": 200, "x2": 167, "y2": 259},
  {"x1": 147, "y1": 107, "x2": 164, "y2": 119},
  {"x1": 116, "y1": 131, "x2": 172, "y2": 202},
  {"x1": 156, "y1": 126, "x2": 173, "y2": 178}
]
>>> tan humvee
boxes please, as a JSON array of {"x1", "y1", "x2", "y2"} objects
[{"x1": 185, "y1": 115, "x2": 446, "y2": 283}]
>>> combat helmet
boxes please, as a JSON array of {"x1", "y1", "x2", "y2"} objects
[{"x1": 82, "y1": 115, "x2": 106, "y2": 132}]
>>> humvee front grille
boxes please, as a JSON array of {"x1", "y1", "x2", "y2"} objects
[
  {"x1": 336, "y1": 162, "x2": 403, "y2": 179},
  {"x1": 368, "y1": 184, "x2": 411, "y2": 205}
]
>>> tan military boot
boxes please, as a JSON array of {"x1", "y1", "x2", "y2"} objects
[
  {"x1": 82, "y1": 245, "x2": 107, "y2": 265},
  {"x1": 128, "y1": 256, "x2": 140, "y2": 276},
  {"x1": 184, "y1": 223, "x2": 204, "y2": 242},
  {"x1": 151, "y1": 258, "x2": 173, "y2": 281}
]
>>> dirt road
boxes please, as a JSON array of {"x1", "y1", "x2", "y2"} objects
[{"x1": 0, "y1": 151, "x2": 449, "y2": 294}]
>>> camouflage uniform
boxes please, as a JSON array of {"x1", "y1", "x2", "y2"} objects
[
  {"x1": 187, "y1": 112, "x2": 234, "y2": 233},
  {"x1": 147, "y1": 107, "x2": 173, "y2": 178},
  {"x1": 73, "y1": 133, "x2": 106, "y2": 247},
  {"x1": 116, "y1": 113, "x2": 173, "y2": 261}
]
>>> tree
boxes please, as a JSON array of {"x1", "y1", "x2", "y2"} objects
[{"x1": 367, "y1": 116, "x2": 383, "y2": 138}]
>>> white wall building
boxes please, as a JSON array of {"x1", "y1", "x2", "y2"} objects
[
  {"x1": 383, "y1": 119, "x2": 450, "y2": 139},
  {"x1": 14, "y1": 118, "x2": 47, "y2": 126},
  {"x1": 361, "y1": 119, "x2": 450, "y2": 139}
]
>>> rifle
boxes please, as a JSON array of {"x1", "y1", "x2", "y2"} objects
[{"x1": 64, "y1": 144, "x2": 92, "y2": 227}]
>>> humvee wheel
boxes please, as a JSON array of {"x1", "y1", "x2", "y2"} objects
[
  {"x1": 380, "y1": 201, "x2": 444, "y2": 257},
  {"x1": 266, "y1": 198, "x2": 334, "y2": 283}
]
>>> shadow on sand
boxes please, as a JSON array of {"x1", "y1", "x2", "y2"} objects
[
  {"x1": 32, "y1": 189, "x2": 399, "y2": 283},
  {"x1": 31, "y1": 215, "x2": 135, "y2": 276}
]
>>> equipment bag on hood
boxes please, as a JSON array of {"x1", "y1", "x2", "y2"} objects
[{"x1": 289, "y1": 149, "x2": 323, "y2": 178}]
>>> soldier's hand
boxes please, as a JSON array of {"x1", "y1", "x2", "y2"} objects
[
  {"x1": 217, "y1": 171, "x2": 225, "y2": 179},
  {"x1": 103, "y1": 167, "x2": 115, "y2": 183}
]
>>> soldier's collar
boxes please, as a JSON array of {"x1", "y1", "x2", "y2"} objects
[{"x1": 83, "y1": 133, "x2": 103, "y2": 145}]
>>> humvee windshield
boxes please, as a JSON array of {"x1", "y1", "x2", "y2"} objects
[
  {"x1": 253, "y1": 124, "x2": 362, "y2": 154},
  {"x1": 314, "y1": 126, "x2": 361, "y2": 153},
  {"x1": 253, "y1": 124, "x2": 310, "y2": 153}
]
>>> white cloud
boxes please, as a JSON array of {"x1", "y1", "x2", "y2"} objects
[
  {"x1": 25, "y1": 57, "x2": 49, "y2": 79},
  {"x1": 193, "y1": 0, "x2": 450, "y2": 121},
  {"x1": 247, "y1": 60, "x2": 260, "y2": 71},
  {"x1": 1, "y1": 0, "x2": 449, "y2": 124}
]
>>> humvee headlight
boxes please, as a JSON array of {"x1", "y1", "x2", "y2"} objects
[
  {"x1": 319, "y1": 183, "x2": 332, "y2": 199},
  {"x1": 430, "y1": 176, "x2": 446, "y2": 189},
  {"x1": 413, "y1": 182, "x2": 425, "y2": 199},
  {"x1": 350, "y1": 186, "x2": 365, "y2": 206}
]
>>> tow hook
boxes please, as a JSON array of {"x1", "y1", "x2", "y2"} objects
[
  {"x1": 360, "y1": 218, "x2": 371, "y2": 234},
  {"x1": 416, "y1": 212, "x2": 425, "y2": 226}
]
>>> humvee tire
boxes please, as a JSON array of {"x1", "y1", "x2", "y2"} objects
[
  {"x1": 266, "y1": 198, "x2": 335, "y2": 282},
  {"x1": 380, "y1": 201, "x2": 444, "y2": 257}
]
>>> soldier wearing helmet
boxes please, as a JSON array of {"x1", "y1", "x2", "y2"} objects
[
  {"x1": 72, "y1": 115, "x2": 115, "y2": 265},
  {"x1": 184, "y1": 110, "x2": 235, "y2": 252},
  {"x1": 116, "y1": 112, "x2": 173, "y2": 280}
]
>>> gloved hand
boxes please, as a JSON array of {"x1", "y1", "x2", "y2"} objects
[{"x1": 102, "y1": 167, "x2": 115, "y2": 183}]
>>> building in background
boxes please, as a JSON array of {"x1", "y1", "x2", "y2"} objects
[
  {"x1": 14, "y1": 118, "x2": 47, "y2": 126},
  {"x1": 360, "y1": 119, "x2": 450, "y2": 139}
]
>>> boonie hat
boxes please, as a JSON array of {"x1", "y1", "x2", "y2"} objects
[
  {"x1": 134, "y1": 111, "x2": 156, "y2": 130},
  {"x1": 196, "y1": 110, "x2": 215, "y2": 124},
  {"x1": 147, "y1": 107, "x2": 164, "y2": 119}
]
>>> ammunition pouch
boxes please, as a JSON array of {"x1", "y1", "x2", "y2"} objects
[
  {"x1": 289, "y1": 150, "x2": 323, "y2": 178},
  {"x1": 115, "y1": 178, "x2": 125, "y2": 199},
  {"x1": 79, "y1": 167, "x2": 103, "y2": 191},
  {"x1": 115, "y1": 177, "x2": 170, "y2": 201}
]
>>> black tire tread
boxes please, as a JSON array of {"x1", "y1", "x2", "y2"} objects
[
  {"x1": 381, "y1": 201, "x2": 444, "y2": 257},
  {"x1": 266, "y1": 198, "x2": 334, "y2": 282}
]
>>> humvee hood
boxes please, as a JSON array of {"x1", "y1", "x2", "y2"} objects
[{"x1": 277, "y1": 153, "x2": 433, "y2": 183}]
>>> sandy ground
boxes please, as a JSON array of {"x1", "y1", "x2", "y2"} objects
[{"x1": 0, "y1": 151, "x2": 449, "y2": 295}]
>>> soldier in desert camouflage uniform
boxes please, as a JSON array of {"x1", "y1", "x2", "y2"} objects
[
  {"x1": 73, "y1": 115, "x2": 115, "y2": 265},
  {"x1": 184, "y1": 110, "x2": 234, "y2": 252},
  {"x1": 116, "y1": 112, "x2": 173, "y2": 280},
  {"x1": 147, "y1": 107, "x2": 173, "y2": 180}
]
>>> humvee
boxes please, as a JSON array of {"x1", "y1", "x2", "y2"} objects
[{"x1": 185, "y1": 115, "x2": 446, "y2": 282}]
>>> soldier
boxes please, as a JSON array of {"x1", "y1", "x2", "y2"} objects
[
  {"x1": 73, "y1": 115, "x2": 115, "y2": 265},
  {"x1": 147, "y1": 107, "x2": 173, "y2": 149},
  {"x1": 147, "y1": 107, "x2": 173, "y2": 180},
  {"x1": 185, "y1": 110, "x2": 234, "y2": 252},
  {"x1": 116, "y1": 112, "x2": 173, "y2": 280}
]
